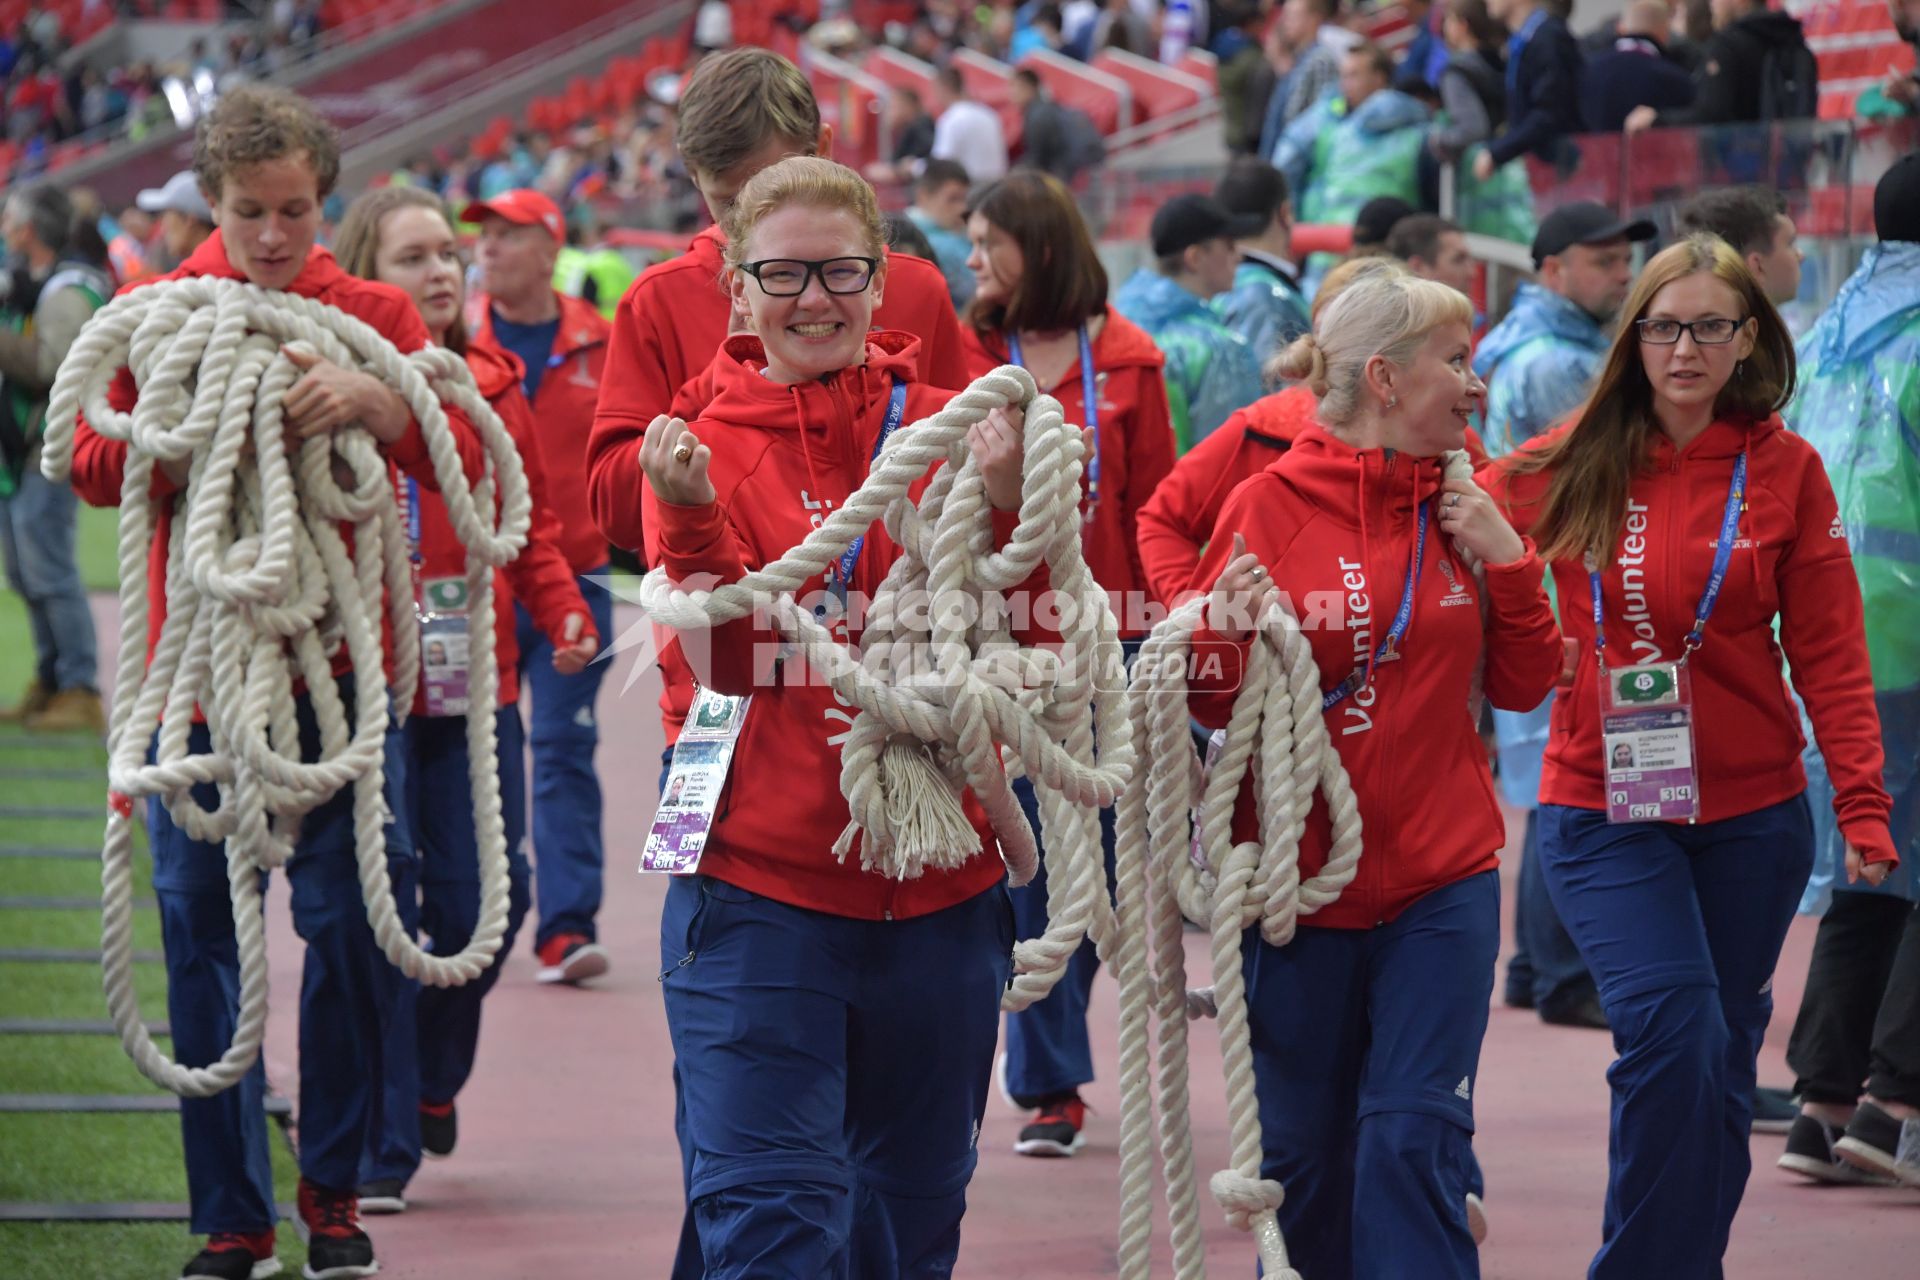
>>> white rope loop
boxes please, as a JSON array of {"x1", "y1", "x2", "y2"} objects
[
  {"x1": 41, "y1": 275, "x2": 529, "y2": 1097},
  {"x1": 636, "y1": 365, "x2": 1131, "y2": 1012}
]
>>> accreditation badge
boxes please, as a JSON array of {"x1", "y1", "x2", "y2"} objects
[
  {"x1": 418, "y1": 576, "x2": 471, "y2": 718},
  {"x1": 642, "y1": 686, "x2": 752, "y2": 875},
  {"x1": 1600, "y1": 661, "x2": 1699, "y2": 824}
]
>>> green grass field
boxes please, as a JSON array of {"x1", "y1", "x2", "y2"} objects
[{"x1": 0, "y1": 506, "x2": 311, "y2": 1279}]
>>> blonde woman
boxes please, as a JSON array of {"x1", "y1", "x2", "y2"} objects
[{"x1": 1190, "y1": 266, "x2": 1560, "y2": 1277}]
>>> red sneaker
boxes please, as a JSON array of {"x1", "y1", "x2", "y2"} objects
[
  {"x1": 181, "y1": 1229, "x2": 279, "y2": 1279},
  {"x1": 1015, "y1": 1092, "x2": 1089, "y2": 1157},
  {"x1": 536, "y1": 931, "x2": 610, "y2": 985},
  {"x1": 294, "y1": 1178, "x2": 377, "y2": 1278}
]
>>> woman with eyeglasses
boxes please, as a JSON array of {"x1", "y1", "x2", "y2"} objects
[
  {"x1": 957, "y1": 169, "x2": 1177, "y2": 1159},
  {"x1": 636, "y1": 156, "x2": 1049, "y2": 1274},
  {"x1": 1483, "y1": 236, "x2": 1897, "y2": 1280},
  {"x1": 329, "y1": 184, "x2": 598, "y2": 1212}
]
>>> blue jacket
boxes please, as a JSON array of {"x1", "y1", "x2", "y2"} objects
[
  {"x1": 1487, "y1": 11, "x2": 1584, "y2": 166},
  {"x1": 905, "y1": 208, "x2": 975, "y2": 311},
  {"x1": 1473, "y1": 281, "x2": 1611, "y2": 456},
  {"x1": 1113, "y1": 268, "x2": 1264, "y2": 452},
  {"x1": 1579, "y1": 36, "x2": 1697, "y2": 133},
  {"x1": 1211, "y1": 256, "x2": 1310, "y2": 373}
]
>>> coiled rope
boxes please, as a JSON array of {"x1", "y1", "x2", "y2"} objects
[
  {"x1": 636, "y1": 365, "x2": 1133, "y2": 1012},
  {"x1": 39, "y1": 275, "x2": 529, "y2": 1098},
  {"x1": 1109, "y1": 449, "x2": 1481, "y2": 1279}
]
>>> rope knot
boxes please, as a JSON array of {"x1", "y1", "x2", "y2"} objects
[{"x1": 1208, "y1": 1169, "x2": 1286, "y2": 1231}]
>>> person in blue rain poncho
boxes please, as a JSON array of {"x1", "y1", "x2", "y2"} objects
[
  {"x1": 1210, "y1": 156, "x2": 1311, "y2": 376},
  {"x1": 1777, "y1": 152, "x2": 1920, "y2": 1190}
]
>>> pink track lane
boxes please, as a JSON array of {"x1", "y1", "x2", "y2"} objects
[{"x1": 247, "y1": 599, "x2": 1918, "y2": 1277}]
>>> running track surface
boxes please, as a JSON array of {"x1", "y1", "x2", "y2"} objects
[{"x1": 221, "y1": 601, "x2": 1915, "y2": 1277}]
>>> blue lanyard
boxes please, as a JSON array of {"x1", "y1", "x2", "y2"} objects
[
  {"x1": 404, "y1": 478, "x2": 422, "y2": 566},
  {"x1": 1507, "y1": 8, "x2": 1547, "y2": 101},
  {"x1": 1007, "y1": 326, "x2": 1100, "y2": 517},
  {"x1": 831, "y1": 380, "x2": 910, "y2": 592},
  {"x1": 1324, "y1": 501, "x2": 1431, "y2": 711},
  {"x1": 1588, "y1": 450, "x2": 1747, "y2": 667}
]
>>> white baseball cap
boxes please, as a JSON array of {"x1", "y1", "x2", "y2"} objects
[{"x1": 136, "y1": 172, "x2": 213, "y2": 223}]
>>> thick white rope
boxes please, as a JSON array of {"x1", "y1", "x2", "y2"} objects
[
  {"x1": 637, "y1": 366, "x2": 1132, "y2": 1012},
  {"x1": 40, "y1": 275, "x2": 530, "y2": 1098},
  {"x1": 1109, "y1": 450, "x2": 1479, "y2": 1279}
]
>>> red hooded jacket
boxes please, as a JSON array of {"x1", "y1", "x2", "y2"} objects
[
  {"x1": 67, "y1": 233, "x2": 485, "y2": 679},
  {"x1": 470, "y1": 291, "x2": 611, "y2": 574},
  {"x1": 1188, "y1": 425, "x2": 1562, "y2": 929},
  {"x1": 652, "y1": 331, "x2": 1053, "y2": 920},
  {"x1": 588, "y1": 227, "x2": 969, "y2": 560},
  {"x1": 961, "y1": 308, "x2": 1176, "y2": 636},
  {"x1": 1482, "y1": 414, "x2": 1897, "y2": 868},
  {"x1": 1139, "y1": 385, "x2": 1492, "y2": 612},
  {"x1": 401, "y1": 339, "x2": 596, "y2": 713}
]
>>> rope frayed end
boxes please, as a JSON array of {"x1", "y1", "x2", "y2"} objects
[{"x1": 837, "y1": 741, "x2": 981, "y2": 879}]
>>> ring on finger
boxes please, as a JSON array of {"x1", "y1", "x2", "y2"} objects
[
  {"x1": 674, "y1": 445, "x2": 694, "y2": 463},
  {"x1": 1249, "y1": 566, "x2": 1266, "y2": 581}
]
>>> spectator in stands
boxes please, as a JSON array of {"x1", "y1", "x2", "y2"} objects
[
  {"x1": 906, "y1": 157, "x2": 976, "y2": 309},
  {"x1": 1114, "y1": 193, "x2": 1266, "y2": 450},
  {"x1": 1011, "y1": 3, "x2": 1068, "y2": 60},
  {"x1": 1277, "y1": 43, "x2": 1430, "y2": 262},
  {"x1": 1396, "y1": 0, "x2": 1452, "y2": 94},
  {"x1": 693, "y1": 0, "x2": 734, "y2": 53},
  {"x1": 885, "y1": 210, "x2": 938, "y2": 263},
  {"x1": 1581, "y1": 0, "x2": 1697, "y2": 132},
  {"x1": 1778, "y1": 149, "x2": 1920, "y2": 1194},
  {"x1": 958, "y1": 169, "x2": 1176, "y2": 1161},
  {"x1": 461, "y1": 189, "x2": 618, "y2": 991},
  {"x1": 1352, "y1": 194, "x2": 1416, "y2": 256},
  {"x1": 553, "y1": 203, "x2": 637, "y2": 322},
  {"x1": 106, "y1": 204, "x2": 152, "y2": 284},
  {"x1": 930, "y1": 64, "x2": 1009, "y2": 183},
  {"x1": 1471, "y1": 0, "x2": 1583, "y2": 183},
  {"x1": 1211, "y1": 156, "x2": 1310, "y2": 369},
  {"x1": 1428, "y1": 0, "x2": 1508, "y2": 164},
  {"x1": 0, "y1": 183, "x2": 107, "y2": 732},
  {"x1": 1259, "y1": 0, "x2": 1358, "y2": 159},
  {"x1": 1678, "y1": 184, "x2": 1802, "y2": 308},
  {"x1": 1216, "y1": 0, "x2": 1272, "y2": 154},
  {"x1": 1090, "y1": 0, "x2": 1154, "y2": 56},
  {"x1": 1873, "y1": 0, "x2": 1920, "y2": 115},
  {"x1": 136, "y1": 170, "x2": 215, "y2": 276},
  {"x1": 866, "y1": 86, "x2": 938, "y2": 184},
  {"x1": 1009, "y1": 67, "x2": 1106, "y2": 184},
  {"x1": 1388, "y1": 213, "x2": 1477, "y2": 297},
  {"x1": 1624, "y1": 0, "x2": 1818, "y2": 132}
]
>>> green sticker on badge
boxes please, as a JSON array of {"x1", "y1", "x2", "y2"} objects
[
  {"x1": 423, "y1": 577, "x2": 470, "y2": 614},
  {"x1": 1616, "y1": 666, "x2": 1675, "y2": 705}
]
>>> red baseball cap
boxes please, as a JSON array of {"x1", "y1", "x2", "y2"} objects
[{"x1": 460, "y1": 189, "x2": 564, "y2": 245}]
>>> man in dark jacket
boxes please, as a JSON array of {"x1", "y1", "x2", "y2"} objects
[
  {"x1": 1010, "y1": 68, "x2": 1106, "y2": 184},
  {"x1": 1625, "y1": 0, "x2": 1817, "y2": 131},
  {"x1": 1582, "y1": 0, "x2": 1697, "y2": 130},
  {"x1": 1473, "y1": 0, "x2": 1584, "y2": 181}
]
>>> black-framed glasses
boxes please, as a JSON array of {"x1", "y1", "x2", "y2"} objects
[
  {"x1": 1635, "y1": 317, "x2": 1747, "y2": 345},
  {"x1": 738, "y1": 257, "x2": 879, "y2": 297}
]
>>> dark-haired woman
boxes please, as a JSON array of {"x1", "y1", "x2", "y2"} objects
[
  {"x1": 1483, "y1": 236, "x2": 1897, "y2": 1279},
  {"x1": 959, "y1": 170, "x2": 1176, "y2": 1158},
  {"x1": 331, "y1": 184, "x2": 597, "y2": 1214}
]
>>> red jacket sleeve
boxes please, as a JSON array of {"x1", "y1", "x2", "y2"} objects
[
  {"x1": 1477, "y1": 543, "x2": 1562, "y2": 712},
  {"x1": 1183, "y1": 476, "x2": 1277, "y2": 730},
  {"x1": 653, "y1": 495, "x2": 782, "y2": 697},
  {"x1": 1121, "y1": 366, "x2": 1177, "y2": 608},
  {"x1": 373, "y1": 299, "x2": 484, "y2": 490},
  {"x1": 72, "y1": 367, "x2": 181, "y2": 506},
  {"x1": 1137, "y1": 413, "x2": 1252, "y2": 609},
  {"x1": 497, "y1": 386, "x2": 594, "y2": 648},
  {"x1": 913, "y1": 292, "x2": 970, "y2": 395},
  {"x1": 587, "y1": 280, "x2": 676, "y2": 557},
  {"x1": 1777, "y1": 456, "x2": 1897, "y2": 868}
]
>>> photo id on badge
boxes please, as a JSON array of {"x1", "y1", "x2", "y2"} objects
[
  {"x1": 1600, "y1": 661, "x2": 1699, "y2": 824},
  {"x1": 643, "y1": 687, "x2": 752, "y2": 875},
  {"x1": 419, "y1": 615, "x2": 470, "y2": 718}
]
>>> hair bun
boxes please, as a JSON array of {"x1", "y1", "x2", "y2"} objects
[{"x1": 1276, "y1": 333, "x2": 1331, "y2": 397}]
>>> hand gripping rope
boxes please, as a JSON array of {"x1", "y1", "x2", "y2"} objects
[
  {"x1": 1108, "y1": 449, "x2": 1482, "y2": 1279},
  {"x1": 636, "y1": 366, "x2": 1133, "y2": 1013},
  {"x1": 38, "y1": 275, "x2": 530, "y2": 1098}
]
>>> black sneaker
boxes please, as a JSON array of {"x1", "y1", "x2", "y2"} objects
[
  {"x1": 1834, "y1": 1100, "x2": 1906, "y2": 1179},
  {"x1": 419, "y1": 1101, "x2": 457, "y2": 1159},
  {"x1": 1779, "y1": 1112, "x2": 1893, "y2": 1184},
  {"x1": 1751, "y1": 1086, "x2": 1798, "y2": 1135},
  {"x1": 354, "y1": 1179, "x2": 406, "y2": 1216},
  {"x1": 182, "y1": 1231, "x2": 281, "y2": 1279},
  {"x1": 1015, "y1": 1092, "x2": 1088, "y2": 1157},
  {"x1": 295, "y1": 1178, "x2": 378, "y2": 1279},
  {"x1": 1539, "y1": 991, "x2": 1610, "y2": 1030}
]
